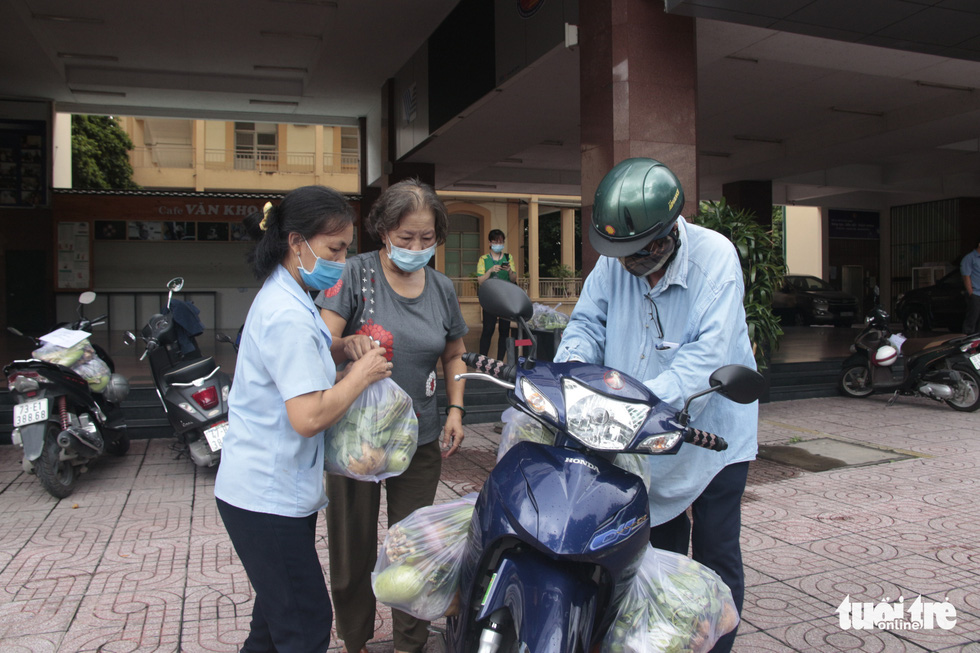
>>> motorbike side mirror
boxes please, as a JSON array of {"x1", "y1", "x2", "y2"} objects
[
  {"x1": 708, "y1": 364, "x2": 767, "y2": 404},
  {"x1": 478, "y1": 278, "x2": 536, "y2": 365},
  {"x1": 167, "y1": 277, "x2": 185, "y2": 293},
  {"x1": 78, "y1": 291, "x2": 97, "y2": 305},
  {"x1": 676, "y1": 364, "x2": 766, "y2": 426},
  {"x1": 123, "y1": 331, "x2": 136, "y2": 345},
  {"x1": 215, "y1": 332, "x2": 234, "y2": 345}
]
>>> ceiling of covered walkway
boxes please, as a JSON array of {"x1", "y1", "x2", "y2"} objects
[{"x1": 2, "y1": 0, "x2": 979, "y2": 208}]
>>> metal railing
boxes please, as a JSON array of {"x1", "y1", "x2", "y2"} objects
[
  {"x1": 130, "y1": 146, "x2": 359, "y2": 175},
  {"x1": 449, "y1": 277, "x2": 582, "y2": 299}
]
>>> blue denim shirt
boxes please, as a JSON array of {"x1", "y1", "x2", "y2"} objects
[
  {"x1": 961, "y1": 249, "x2": 980, "y2": 296},
  {"x1": 214, "y1": 265, "x2": 335, "y2": 517},
  {"x1": 555, "y1": 218, "x2": 758, "y2": 525}
]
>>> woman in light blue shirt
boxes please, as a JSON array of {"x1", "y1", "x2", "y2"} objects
[{"x1": 214, "y1": 185, "x2": 391, "y2": 653}]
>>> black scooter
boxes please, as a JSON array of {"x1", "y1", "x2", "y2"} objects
[
  {"x1": 136, "y1": 277, "x2": 231, "y2": 467},
  {"x1": 4, "y1": 291, "x2": 132, "y2": 498},
  {"x1": 839, "y1": 288, "x2": 980, "y2": 411}
]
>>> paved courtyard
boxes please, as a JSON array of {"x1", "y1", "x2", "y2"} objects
[{"x1": 0, "y1": 394, "x2": 978, "y2": 652}]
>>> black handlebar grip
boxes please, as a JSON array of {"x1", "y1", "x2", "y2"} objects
[
  {"x1": 684, "y1": 427, "x2": 728, "y2": 451},
  {"x1": 462, "y1": 353, "x2": 517, "y2": 382}
]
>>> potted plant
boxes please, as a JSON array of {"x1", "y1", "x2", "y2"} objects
[{"x1": 692, "y1": 199, "x2": 785, "y2": 371}]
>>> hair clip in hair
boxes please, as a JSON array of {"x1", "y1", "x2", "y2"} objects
[{"x1": 259, "y1": 201, "x2": 273, "y2": 231}]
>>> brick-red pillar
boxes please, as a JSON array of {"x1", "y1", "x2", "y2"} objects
[{"x1": 579, "y1": 0, "x2": 698, "y2": 274}]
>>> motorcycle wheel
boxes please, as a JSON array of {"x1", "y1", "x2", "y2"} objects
[
  {"x1": 36, "y1": 423, "x2": 76, "y2": 499},
  {"x1": 947, "y1": 364, "x2": 980, "y2": 412},
  {"x1": 106, "y1": 433, "x2": 130, "y2": 456},
  {"x1": 839, "y1": 365, "x2": 874, "y2": 398}
]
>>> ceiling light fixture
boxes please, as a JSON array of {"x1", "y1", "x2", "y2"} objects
[
  {"x1": 267, "y1": 0, "x2": 338, "y2": 6},
  {"x1": 32, "y1": 12, "x2": 103, "y2": 24},
  {"x1": 69, "y1": 88, "x2": 126, "y2": 97},
  {"x1": 249, "y1": 99, "x2": 300, "y2": 106},
  {"x1": 58, "y1": 52, "x2": 118, "y2": 61},
  {"x1": 254, "y1": 65, "x2": 309, "y2": 73},
  {"x1": 725, "y1": 55, "x2": 759, "y2": 64},
  {"x1": 260, "y1": 30, "x2": 322, "y2": 40},
  {"x1": 830, "y1": 106, "x2": 884, "y2": 117},
  {"x1": 915, "y1": 80, "x2": 974, "y2": 93},
  {"x1": 734, "y1": 134, "x2": 782, "y2": 144}
]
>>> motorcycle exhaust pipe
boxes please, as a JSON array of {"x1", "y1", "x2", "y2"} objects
[
  {"x1": 919, "y1": 382, "x2": 953, "y2": 399},
  {"x1": 57, "y1": 428, "x2": 104, "y2": 456}
]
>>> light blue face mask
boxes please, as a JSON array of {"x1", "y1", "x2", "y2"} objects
[
  {"x1": 490, "y1": 243, "x2": 504, "y2": 253},
  {"x1": 387, "y1": 236, "x2": 435, "y2": 273},
  {"x1": 297, "y1": 239, "x2": 345, "y2": 290}
]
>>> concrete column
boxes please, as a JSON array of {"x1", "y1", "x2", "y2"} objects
[
  {"x1": 314, "y1": 124, "x2": 324, "y2": 183},
  {"x1": 193, "y1": 121, "x2": 206, "y2": 192},
  {"x1": 722, "y1": 180, "x2": 773, "y2": 228},
  {"x1": 560, "y1": 208, "x2": 576, "y2": 274},
  {"x1": 579, "y1": 0, "x2": 698, "y2": 275},
  {"x1": 528, "y1": 197, "x2": 540, "y2": 300}
]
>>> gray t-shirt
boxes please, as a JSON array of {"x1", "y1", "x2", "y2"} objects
[{"x1": 315, "y1": 250, "x2": 468, "y2": 445}]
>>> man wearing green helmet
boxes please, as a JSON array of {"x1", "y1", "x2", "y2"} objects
[{"x1": 554, "y1": 158, "x2": 758, "y2": 653}]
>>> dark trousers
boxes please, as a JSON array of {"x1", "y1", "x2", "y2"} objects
[
  {"x1": 479, "y1": 310, "x2": 511, "y2": 361},
  {"x1": 648, "y1": 462, "x2": 749, "y2": 653},
  {"x1": 964, "y1": 294, "x2": 980, "y2": 335},
  {"x1": 325, "y1": 441, "x2": 442, "y2": 653},
  {"x1": 216, "y1": 499, "x2": 332, "y2": 653}
]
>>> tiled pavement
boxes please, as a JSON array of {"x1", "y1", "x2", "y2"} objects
[{"x1": 1, "y1": 395, "x2": 979, "y2": 652}]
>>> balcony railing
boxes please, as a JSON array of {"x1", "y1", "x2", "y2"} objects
[
  {"x1": 449, "y1": 277, "x2": 582, "y2": 299},
  {"x1": 130, "y1": 146, "x2": 359, "y2": 174}
]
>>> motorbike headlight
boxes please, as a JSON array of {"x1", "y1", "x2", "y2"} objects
[
  {"x1": 562, "y1": 378, "x2": 651, "y2": 450},
  {"x1": 520, "y1": 377, "x2": 558, "y2": 421}
]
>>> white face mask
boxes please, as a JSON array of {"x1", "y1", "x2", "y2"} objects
[{"x1": 387, "y1": 236, "x2": 435, "y2": 272}]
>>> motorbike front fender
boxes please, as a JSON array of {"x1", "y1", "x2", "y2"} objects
[
  {"x1": 479, "y1": 549, "x2": 599, "y2": 653},
  {"x1": 19, "y1": 422, "x2": 49, "y2": 462}
]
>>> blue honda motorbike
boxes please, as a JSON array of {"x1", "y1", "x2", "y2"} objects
[{"x1": 440, "y1": 279, "x2": 764, "y2": 653}]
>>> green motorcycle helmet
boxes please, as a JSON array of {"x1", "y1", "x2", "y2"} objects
[{"x1": 588, "y1": 158, "x2": 685, "y2": 258}]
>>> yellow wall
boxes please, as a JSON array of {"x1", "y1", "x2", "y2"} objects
[{"x1": 785, "y1": 205, "x2": 823, "y2": 277}]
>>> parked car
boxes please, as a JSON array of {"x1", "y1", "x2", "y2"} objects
[
  {"x1": 895, "y1": 270, "x2": 967, "y2": 335},
  {"x1": 773, "y1": 275, "x2": 860, "y2": 327}
]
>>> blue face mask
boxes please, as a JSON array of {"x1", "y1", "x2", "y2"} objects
[
  {"x1": 297, "y1": 239, "x2": 345, "y2": 290},
  {"x1": 387, "y1": 236, "x2": 435, "y2": 273},
  {"x1": 490, "y1": 243, "x2": 504, "y2": 253}
]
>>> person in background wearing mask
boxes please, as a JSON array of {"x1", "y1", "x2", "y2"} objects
[
  {"x1": 317, "y1": 178, "x2": 468, "y2": 653},
  {"x1": 215, "y1": 185, "x2": 392, "y2": 653},
  {"x1": 960, "y1": 237, "x2": 980, "y2": 335},
  {"x1": 476, "y1": 229, "x2": 517, "y2": 360},
  {"x1": 553, "y1": 158, "x2": 758, "y2": 653}
]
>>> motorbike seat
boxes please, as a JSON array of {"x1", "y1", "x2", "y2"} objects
[
  {"x1": 163, "y1": 356, "x2": 218, "y2": 385},
  {"x1": 901, "y1": 334, "x2": 966, "y2": 358}
]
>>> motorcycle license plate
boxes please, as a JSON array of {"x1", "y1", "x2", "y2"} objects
[
  {"x1": 13, "y1": 398, "x2": 48, "y2": 427},
  {"x1": 204, "y1": 421, "x2": 228, "y2": 452},
  {"x1": 971, "y1": 352, "x2": 980, "y2": 370}
]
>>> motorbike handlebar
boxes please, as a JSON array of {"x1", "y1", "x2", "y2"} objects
[
  {"x1": 462, "y1": 353, "x2": 516, "y2": 382},
  {"x1": 683, "y1": 427, "x2": 728, "y2": 451}
]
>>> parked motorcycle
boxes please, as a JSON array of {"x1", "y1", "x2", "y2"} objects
[
  {"x1": 839, "y1": 288, "x2": 980, "y2": 411},
  {"x1": 438, "y1": 278, "x2": 765, "y2": 652},
  {"x1": 4, "y1": 291, "x2": 132, "y2": 498},
  {"x1": 136, "y1": 277, "x2": 231, "y2": 467}
]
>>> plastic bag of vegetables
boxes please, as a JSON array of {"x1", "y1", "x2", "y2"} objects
[
  {"x1": 372, "y1": 494, "x2": 477, "y2": 620},
  {"x1": 325, "y1": 377, "x2": 418, "y2": 482},
  {"x1": 527, "y1": 302, "x2": 569, "y2": 331},
  {"x1": 73, "y1": 358, "x2": 111, "y2": 392},
  {"x1": 496, "y1": 407, "x2": 556, "y2": 462},
  {"x1": 32, "y1": 339, "x2": 96, "y2": 368},
  {"x1": 602, "y1": 545, "x2": 740, "y2": 653}
]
